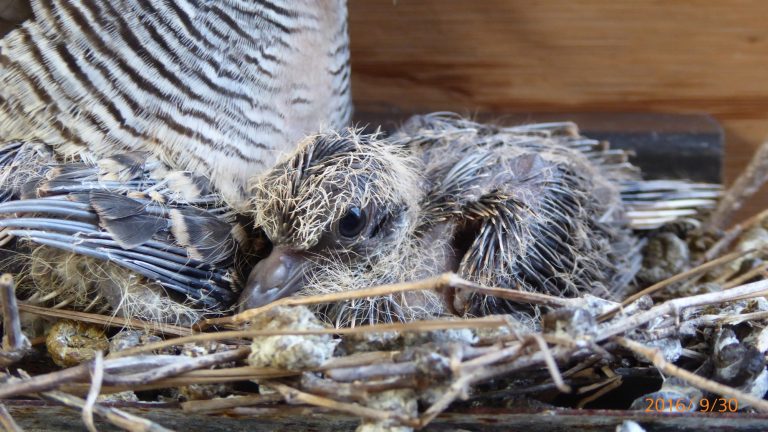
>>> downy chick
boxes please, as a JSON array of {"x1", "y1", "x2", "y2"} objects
[{"x1": 240, "y1": 114, "x2": 719, "y2": 326}]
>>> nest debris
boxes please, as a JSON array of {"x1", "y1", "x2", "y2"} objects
[{"x1": 1, "y1": 220, "x2": 768, "y2": 430}]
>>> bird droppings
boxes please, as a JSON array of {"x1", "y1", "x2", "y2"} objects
[
  {"x1": 108, "y1": 330, "x2": 164, "y2": 354},
  {"x1": 638, "y1": 232, "x2": 691, "y2": 285},
  {"x1": 45, "y1": 320, "x2": 109, "y2": 368},
  {"x1": 335, "y1": 323, "x2": 477, "y2": 356},
  {"x1": 356, "y1": 389, "x2": 418, "y2": 432},
  {"x1": 247, "y1": 306, "x2": 338, "y2": 370},
  {"x1": 542, "y1": 308, "x2": 597, "y2": 339},
  {"x1": 175, "y1": 343, "x2": 236, "y2": 401},
  {"x1": 97, "y1": 391, "x2": 140, "y2": 403}
]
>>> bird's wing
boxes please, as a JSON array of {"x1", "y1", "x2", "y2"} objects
[{"x1": 0, "y1": 141, "x2": 243, "y2": 310}]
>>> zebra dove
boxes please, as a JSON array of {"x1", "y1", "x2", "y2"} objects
[
  {"x1": 0, "y1": 0, "x2": 352, "y2": 324},
  {"x1": 240, "y1": 114, "x2": 719, "y2": 326},
  {"x1": 0, "y1": 0, "x2": 351, "y2": 208}
]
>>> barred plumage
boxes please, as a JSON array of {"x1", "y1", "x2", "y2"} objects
[
  {"x1": 0, "y1": 1, "x2": 351, "y2": 323},
  {"x1": 0, "y1": 0, "x2": 352, "y2": 208}
]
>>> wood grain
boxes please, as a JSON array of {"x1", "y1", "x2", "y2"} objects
[{"x1": 349, "y1": 0, "x2": 768, "y2": 222}]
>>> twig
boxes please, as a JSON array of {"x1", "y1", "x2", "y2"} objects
[
  {"x1": 531, "y1": 334, "x2": 571, "y2": 393},
  {"x1": 696, "y1": 208, "x2": 768, "y2": 265},
  {"x1": 83, "y1": 352, "x2": 104, "y2": 432},
  {"x1": 576, "y1": 376, "x2": 622, "y2": 408},
  {"x1": 61, "y1": 367, "x2": 300, "y2": 395},
  {"x1": 0, "y1": 274, "x2": 31, "y2": 367},
  {"x1": 114, "y1": 316, "x2": 508, "y2": 358},
  {"x1": 102, "y1": 347, "x2": 250, "y2": 386},
  {"x1": 419, "y1": 341, "x2": 529, "y2": 427},
  {"x1": 0, "y1": 356, "x2": 196, "y2": 399},
  {"x1": 599, "y1": 279, "x2": 768, "y2": 341},
  {"x1": 300, "y1": 373, "x2": 416, "y2": 401},
  {"x1": 616, "y1": 337, "x2": 768, "y2": 412},
  {"x1": 41, "y1": 390, "x2": 173, "y2": 432},
  {"x1": 0, "y1": 404, "x2": 23, "y2": 432},
  {"x1": 211, "y1": 273, "x2": 574, "y2": 326},
  {"x1": 320, "y1": 351, "x2": 400, "y2": 370},
  {"x1": 687, "y1": 310, "x2": 768, "y2": 327},
  {"x1": 706, "y1": 139, "x2": 768, "y2": 231},
  {"x1": 723, "y1": 262, "x2": 768, "y2": 288},
  {"x1": 267, "y1": 381, "x2": 419, "y2": 428},
  {"x1": 18, "y1": 304, "x2": 192, "y2": 337},
  {"x1": 598, "y1": 250, "x2": 753, "y2": 322},
  {"x1": 460, "y1": 342, "x2": 526, "y2": 372},
  {"x1": 419, "y1": 373, "x2": 473, "y2": 427},
  {"x1": 325, "y1": 362, "x2": 418, "y2": 382}
]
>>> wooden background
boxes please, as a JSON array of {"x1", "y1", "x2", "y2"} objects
[{"x1": 349, "y1": 0, "x2": 768, "y2": 222}]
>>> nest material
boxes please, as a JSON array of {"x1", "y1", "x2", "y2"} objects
[
  {"x1": 2, "y1": 130, "x2": 768, "y2": 432},
  {"x1": 2, "y1": 208, "x2": 768, "y2": 431}
]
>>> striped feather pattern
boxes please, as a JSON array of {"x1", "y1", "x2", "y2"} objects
[{"x1": 0, "y1": 0, "x2": 352, "y2": 208}]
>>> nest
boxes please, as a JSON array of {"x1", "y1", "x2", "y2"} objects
[{"x1": 2, "y1": 145, "x2": 768, "y2": 432}]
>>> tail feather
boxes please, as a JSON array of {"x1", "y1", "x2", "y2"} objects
[{"x1": 621, "y1": 180, "x2": 722, "y2": 229}]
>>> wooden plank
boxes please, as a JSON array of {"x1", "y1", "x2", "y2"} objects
[
  {"x1": 355, "y1": 111, "x2": 724, "y2": 183},
  {"x1": 349, "y1": 0, "x2": 768, "y2": 222},
  {"x1": 6, "y1": 401, "x2": 768, "y2": 432}
]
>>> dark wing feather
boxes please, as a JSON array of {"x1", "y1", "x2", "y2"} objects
[
  {"x1": 90, "y1": 191, "x2": 167, "y2": 249},
  {"x1": 0, "y1": 150, "x2": 240, "y2": 310}
]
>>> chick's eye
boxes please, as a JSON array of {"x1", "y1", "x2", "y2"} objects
[{"x1": 338, "y1": 207, "x2": 367, "y2": 238}]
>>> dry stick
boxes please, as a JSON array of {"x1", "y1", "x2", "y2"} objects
[
  {"x1": 696, "y1": 208, "x2": 768, "y2": 266},
  {"x1": 690, "y1": 310, "x2": 768, "y2": 327},
  {"x1": 301, "y1": 374, "x2": 417, "y2": 401},
  {"x1": 0, "y1": 274, "x2": 30, "y2": 367},
  {"x1": 267, "y1": 381, "x2": 419, "y2": 428},
  {"x1": 326, "y1": 361, "x2": 418, "y2": 382},
  {"x1": 40, "y1": 390, "x2": 173, "y2": 432},
  {"x1": 18, "y1": 304, "x2": 192, "y2": 337},
  {"x1": 561, "y1": 355, "x2": 603, "y2": 378},
  {"x1": 102, "y1": 347, "x2": 250, "y2": 386},
  {"x1": 114, "y1": 315, "x2": 508, "y2": 359},
  {"x1": 420, "y1": 341, "x2": 531, "y2": 427},
  {"x1": 460, "y1": 342, "x2": 526, "y2": 371},
  {"x1": 320, "y1": 351, "x2": 400, "y2": 370},
  {"x1": 576, "y1": 377, "x2": 622, "y2": 409},
  {"x1": 211, "y1": 273, "x2": 574, "y2": 326},
  {"x1": 0, "y1": 355, "x2": 216, "y2": 399},
  {"x1": 61, "y1": 367, "x2": 300, "y2": 395},
  {"x1": 423, "y1": 347, "x2": 582, "y2": 428},
  {"x1": 599, "y1": 279, "x2": 768, "y2": 342},
  {"x1": 723, "y1": 262, "x2": 768, "y2": 289},
  {"x1": 616, "y1": 337, "x2": 768, "y2": 412},
  {"x1": 531, "y1": 334, "x2": 571, "y2": 393},
  {"x1": 598, "y1": 250, "x2": 753, "y2": 322},
  {"x1": 0, "y1": 404, "x2": 23, "y2": 432},
  {"x1": 83, "y1": 352, "x2": 104, "y2": 432},
  {"x1": 324, "y1": 343, "x2": 509, "y2": 388},
  {"x1": 706, "y1": 139, "x2": 768, "y2": 232}
]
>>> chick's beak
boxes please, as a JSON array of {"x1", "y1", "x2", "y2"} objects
[{"x1": 238, "y1": 246, "x2": 307, "y2": 312}]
